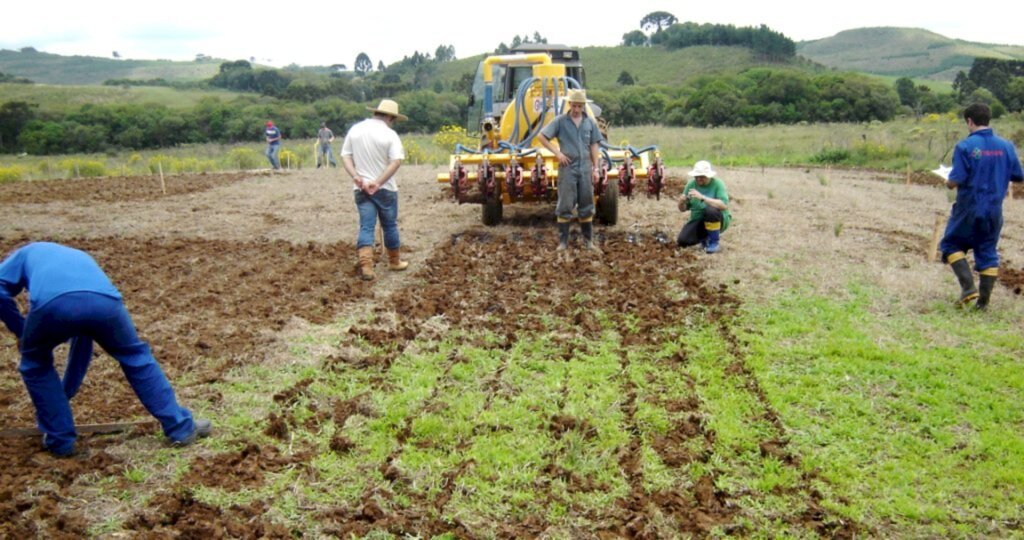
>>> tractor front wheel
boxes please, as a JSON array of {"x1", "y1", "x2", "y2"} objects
[{"x1": 597, "y1": 179, "x2": 618, "y2": 225}]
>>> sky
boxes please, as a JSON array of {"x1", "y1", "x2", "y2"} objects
[{"x1": 3, "y1": 1, "x2": 1022, "y2": 68}]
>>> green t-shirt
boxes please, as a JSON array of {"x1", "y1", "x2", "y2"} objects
[{"x1": 683, "y1": 177, "x2": 731, "y2": 231}]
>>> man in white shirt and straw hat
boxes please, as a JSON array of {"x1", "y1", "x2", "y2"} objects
[{"x1": 341, "y1": 99, "x2": 411, "y2": 280}]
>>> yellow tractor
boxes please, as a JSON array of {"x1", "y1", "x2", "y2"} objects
[{"x1": 437, "y1": 45, "x2": 665, "y2": 226}]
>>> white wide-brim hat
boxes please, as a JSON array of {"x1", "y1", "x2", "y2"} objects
[
  {"x1": 688, "y1": 160, "x2": 716, "y2": 177},
  {"x1": 367, "y1": 99, "x2": 408, "y2": 121}
]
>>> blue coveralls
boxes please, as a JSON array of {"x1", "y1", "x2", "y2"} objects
[
  {"x1": 940, "y1": 128, "x2": 1024, "y2": 270},
  {"x1": 540, "y1": 113, "x2": 603, "y2": 222},
  {"x1": 0, "y1": 242, "x2": 194, "y2": 455}
]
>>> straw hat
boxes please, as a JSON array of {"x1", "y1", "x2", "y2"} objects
[
  {"x1": 688, "y1": 160, "x2": 716, "y2": 178},
  {"x1": 566, "y1": 89, "x2": 588, "y2": 104},
  {"x1": 367, "y1": 99, "x2": 408, "y2": 121}
]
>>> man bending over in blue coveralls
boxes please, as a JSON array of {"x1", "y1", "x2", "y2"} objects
[
  {"x1": 941, "y1": 103, "x2": 1023, "y2": 310},
  {"x1": 0, "y1": 242, "x2": 211, "y2": 456}
]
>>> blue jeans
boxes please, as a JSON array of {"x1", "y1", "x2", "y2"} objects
[
  {"x1": 355, "y1": 189, "x2": 400, "y2": 249},
  {"x1": 266, "y1": 143, "x2": 281, "y2": 170},
  {"x1": 318, "y1": 144, "x2": 337, "y2": 167},
  {"x1": 19, "y1": 292, "x2": 194, "y2": 454}
]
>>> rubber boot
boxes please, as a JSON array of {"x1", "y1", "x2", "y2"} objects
[
  {"x1": 704, "y1": 226, "x2": 721, "y2": 254},
  {"x1": 556, "y1": 222, "x2": 570, "y2": 252},
  {"x1": 581, "y1": 221, "x2": 602, "y2": 254},
  {"x1": 949, "y1": 257, "x2": 978, "y2": 305},
  {"x1": 388, "y1": 248, "x2": 409, "y2": 271},
  {"x1": 357, "y1": 246, "x2": 375, "y2": 281},
  {"x1": 975, "y1": 271, "x2": 997, "y2": 311}
]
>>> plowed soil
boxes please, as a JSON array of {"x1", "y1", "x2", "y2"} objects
[{"x1": 1, "y1": 166, "x2": 1021, "y2": 537}]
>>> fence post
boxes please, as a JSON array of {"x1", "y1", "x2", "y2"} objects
[{"x1": 158, "y1": 162, "x2": 166, "y2": 194}]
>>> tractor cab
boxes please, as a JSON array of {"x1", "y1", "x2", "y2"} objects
[{"x1": 468, "y1": 44, "x2": 586, "y2": 132}]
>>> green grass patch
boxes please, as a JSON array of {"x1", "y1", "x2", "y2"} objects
[{"x1": 738, "y1": 285, "x2": 1024, "y2": 536}]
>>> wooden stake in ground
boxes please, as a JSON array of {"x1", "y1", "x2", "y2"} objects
[
  {"x1": 158, "y1": 162, "x2": 166, "y2": 194},
  {"x1": 927, "y1": 213, "x2": 945, "y2": 262}
]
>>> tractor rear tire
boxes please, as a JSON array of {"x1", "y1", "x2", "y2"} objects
[
  {"x1": 597, "y1": 179, "x2": 618, "y2": 225},
  {"x1": 482, "y1": 197, "x2": 503, "y2": 226}
]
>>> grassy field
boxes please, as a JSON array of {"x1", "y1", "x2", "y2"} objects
[
  {"x1": 187, "y1": 282, "x2": 1023, "y2": 536},
  {"x1": 796, "y1": 27, "x2": 1024, "y2": 82},
  {"x1": 3, "y1": 114, "x2": 1022, "y2": 183},
  {"x1": 2, "y1": 155, "x2": 1023, "y2": 536},
  {"x1": 429, "y1": 45, "x2": 796, "y2": 92},
  {"x1": 0, "y1": 82, "x2": 244, "y2": 112},
  {"x1": 0, "y1": 49, "x2": 224, "y2": 85}
]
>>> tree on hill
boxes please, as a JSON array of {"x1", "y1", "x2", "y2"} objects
[
  {"x1": 617, "y1": 70, "x2": 635, "y2": 85},
  {"x1": 209, "y1": 60, "x2": 256, "y2": 92},
  {"x1": 354, "y1": 53, "x2": 373, "y2": 76},
  {"x1": 622, "y1": 30, "x2": 648, "y2": 47},
  {"x1": 952, "y1": 71, "x2": 977, "y2": 102},
  {"x1": 377, "y1": 60, "x2": 385, "y2": 71},
  {"x1": 508, "y1": 32, "x2": 548, "y2": 49},
  {"x1": 966, "y1": 58, "x2": 1024, "y2": 110},
  {"x1": 651, "y1": 22, "x2": 795, "y2": 60},
  {"x1": 112, "y1": 51, "x2": 120, "y2": 59},
  {"x1": 895, "y1": 77, "x2": 920, "y2": 108},
  {"x1": 435, "y1": 44, "x2": 456, "y2": 63},
  {"x1": 0, "y1": 72, "x2": 33, "y2": 84},
  {"x1": 0, "y1": 101, "x2": 37, "y2": 152},
  {"x1": 640, "y1": 11, "x2": 677, "y2": 33}
]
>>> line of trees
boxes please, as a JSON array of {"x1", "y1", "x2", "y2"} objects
[
  {"x1": 0, "y1": 90, "x2": 469, "y2": 155},
  {"x1": 954, "y1": 58, "x2": 1024, "y2": 113},
  {"x1": 7, "y1": 35, "x2": 1021, "y2": 156},
  {"x1": 589, "y1": 69, "x2": 901, "y2": 127},
  {"x1": 649, "y1": 22, "x2": 796, "y2": 60},
  {"x1": 0, "y1": 71, "x2": 33, "y2": 84},
  {"x1": 1, "y1": 66, "x2": 908, "y2": 155},
  {"x1": 622, "y1": 14, "x2": 795, "y2": 61}
]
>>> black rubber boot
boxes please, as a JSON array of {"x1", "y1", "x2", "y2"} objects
[
  {"x1": 950, "y1": 258, "x2": 978, "y2": 306},
  {"x1": 580, "y1": 221, "x2": 601, "y2": 253},
  {"x1": 557, "y1": 222, "x2": 570, "y2": 251},
  {"x1": 975, "y1": 274, "x2": 997, "y2": 311}
]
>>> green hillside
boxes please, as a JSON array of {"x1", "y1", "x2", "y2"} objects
[
  {"x1": 432, "y1": 44, "x2": 807, "y2": 91},
  {"x1": 797, "y1": 27, "x2": 1024, "y2": 82},
  {"x1": 0, "y1": 48, "x2": 224, "y2": 85},
  {"x1": 0, "y1": 82, "x2": 245, "y2": 113}
]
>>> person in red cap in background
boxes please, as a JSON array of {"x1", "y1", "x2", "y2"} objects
[{"x1": 264, "y1": 121, "x2": 282, "y2": 170}]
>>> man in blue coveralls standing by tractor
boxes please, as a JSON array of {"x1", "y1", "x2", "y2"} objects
[{"x1": 940, "y1": 103, "x2": 1023, "y2": 310}]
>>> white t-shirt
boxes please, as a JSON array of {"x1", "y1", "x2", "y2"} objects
[{"x1": 341, "y1": 118, "x2": 405, "y2": 192}]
